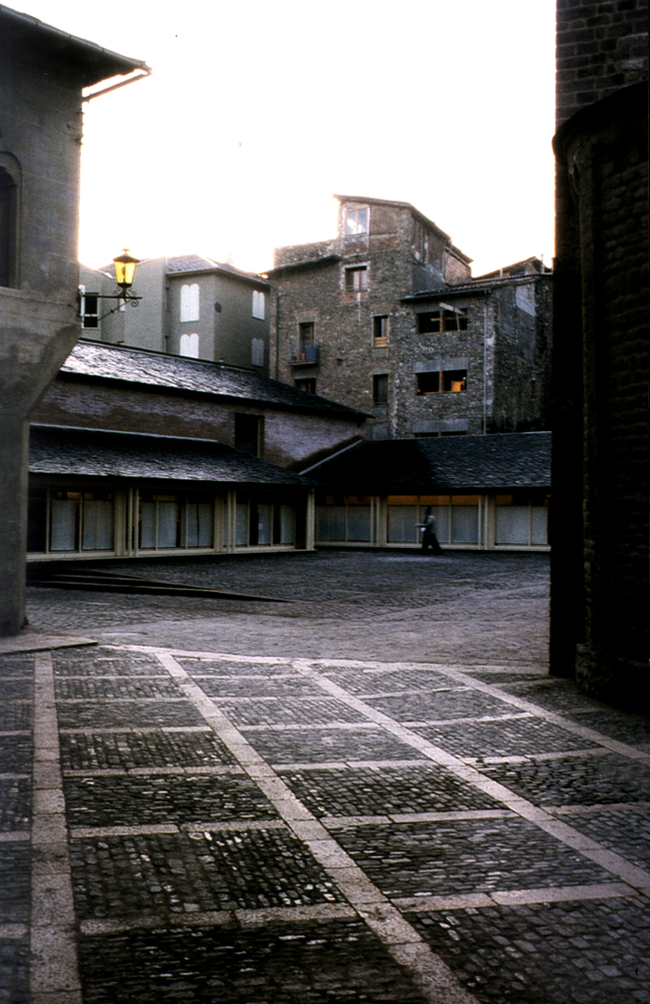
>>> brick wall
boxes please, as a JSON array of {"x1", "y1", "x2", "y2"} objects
[{"x1": 556, "y1": 0, "x2": 648, "y2": 125}]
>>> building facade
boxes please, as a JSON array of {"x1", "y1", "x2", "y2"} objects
[
  {"x1": 550, "y1": 0, "x2": 648, "y2": 707},
  {"x1": 309, "y1": 433, "x2": 551, "y2": 552},
  {"x1": 270, "y1": 195, "x2": 552, "y2": 440},
  {"x1": 0, "y1": 5, "x2": 148, "y2": 634},
  {"x1": 27, "y1": 339, "x2": 367, "y2": 562},
  {"x1": 80, "y1": 254, "x2": 271, "y2": 375}
]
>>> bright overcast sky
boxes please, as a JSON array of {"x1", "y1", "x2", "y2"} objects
[{"x1": 19, "y1": 0, "x2": 556, "y2": 276}]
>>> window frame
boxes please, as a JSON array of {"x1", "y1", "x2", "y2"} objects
[
  {"x1": 372, "y1": 373, "x2": 389, "y2": 406},
  {"x1": 373, "y1": 315, "x2": 389, "y2": 347},
  {"x1": 0, "y1": 155, "x2": 21, "y2": 289}
]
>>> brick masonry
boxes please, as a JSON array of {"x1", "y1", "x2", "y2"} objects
[{"x1": 550, "y1": 0, "x2": 648, "y2": 705}]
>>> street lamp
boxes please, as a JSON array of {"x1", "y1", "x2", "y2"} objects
[
  {"x1": 78, "y1": 249, "x2": 142, "y2": 323},
  {"x1": 112, "y1": 249, "x2": 140, "y2": 296}
]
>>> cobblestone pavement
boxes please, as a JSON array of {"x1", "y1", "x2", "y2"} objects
[{"x1": 2, "y1": 551, "x2": 650, "y2": 1002}]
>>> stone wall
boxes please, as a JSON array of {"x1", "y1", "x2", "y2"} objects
[{"x1": 551, "y1": 0, "x2": 648, "y2": 706}]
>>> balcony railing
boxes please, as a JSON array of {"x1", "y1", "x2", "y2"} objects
[{"x1": 291, "y1": 344, "x2": 320, "y2": 364}]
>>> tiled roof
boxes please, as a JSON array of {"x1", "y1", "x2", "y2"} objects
[
  {"x1": 164, "y1": 254, "x2": 221, "y2": 273},
  {"x1": 29, "y1": 425, "x2": 315, "y2": 487},
  {"x1": 307, "y1": 433, "x2": 551, "y2": 492},
  {"x1": 61, "y1": 342, "x2": 367, "y2": 419}
]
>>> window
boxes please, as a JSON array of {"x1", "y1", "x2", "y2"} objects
[
  {"x1": 180, "y1": 283, "x2": 199, "y2": 322},
  {"x1": 373, "y1": 315, "x2": 389, "y2": 347},
  {"x1": 345, "y1": 266, "x2": 368, "y2": 294},
  {"x1": 79, "y1": 287, "x2": 99, "y2": 329},
  {"x1": 373, "y1": 374, "x2": 388, "y2": 405},
  {"x1": 252, "y1": 290, "x2": 266, "y2": 319},
  {"x1": 251, "y1": 337, "x2": 265, "y2": 367},
  {"x1": 139, "y1": 492, "x2": 214, "y2": 550},
  {"x1": 416, "y1": 372, "x2": 440, "y2": 394},
  {"x1": 180, "y1": 332, "x2": 199, "y2": 358},
  {"x1": 235, "y1": 413, "x2": 262, "y2": 456},
  {"x1": 416, "y1": 369, "x2": 466, "y2": 393},
  {"x1": 413, "y1": 220, "x2": 429, "y2": 262},
  {"x1": 295, "y1": 377, "x2": 316, "y2": 394},
  {"x1": 345, "y1": 207, "x2": 368, "y2": 235},
  {"x1": 417, "y1": 308, "x2": 468, "y2": 333},
  {"x1": 297, "y1": 322, "x2": 319, "y2": 361},
  {"x1": 49, "y1": 489, "x2": 114, "y2": 552},
  {"x1": 442, "y1": 369, "x2": 467, "y2": 392},
  {"x1": 299, "y1": 322, "x2": 315, "y2": 353},
  {"x1": 0, "y1": 163, "x2": 18, "y2": 288}
]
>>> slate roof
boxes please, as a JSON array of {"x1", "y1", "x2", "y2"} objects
[
  {"x1": 0, "y1": 5, "x2": 149, "y2": 83},
  {"x1": 61, "y1": 342, "x2": 367, "y2": 419},
  {"x1": 402, "y1": 273, "x2": 551, "y2": 302},
  {"x1": 29, "y1": 425, "x2": 316, "y2": 487},
  {"x1": 307, "y1": 433, "x2": 551, "y2": 493}
]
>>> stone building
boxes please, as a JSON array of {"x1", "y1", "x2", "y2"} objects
[
  {"x1": 0, "y1": 5, "x2": 149, "y2": 634},
  {"x1": 269, "y1": 195, "x2": 552, "y2": 439},
  {"x1": 550, "y1": 0, "x2": 648, "y2": 706},
  {"x1": 80, "y1": 254, "x2": 271, "y2": 375}
]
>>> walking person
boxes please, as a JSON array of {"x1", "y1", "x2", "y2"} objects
[{"x1": 418, "y1": 506, "x2": 442, "y2": 555}]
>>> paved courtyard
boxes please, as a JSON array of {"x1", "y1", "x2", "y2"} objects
[{"x1": 1, "y1": 551, "x2": 649, "y2": 1002}]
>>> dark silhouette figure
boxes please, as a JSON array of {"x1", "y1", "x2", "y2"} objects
[{"x1": 419, "y1": 507, "x2": 442, "y2": 554}]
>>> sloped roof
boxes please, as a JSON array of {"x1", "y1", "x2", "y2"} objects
[
  {"x1": 61, "y1": 342, "x2": 367, "y2": 420},
  {"x1": 307, "y1": 433, "x2": 551, "y2": 493},
  {"x1": 403, "y1": 272, "x2": 551, "y2": 302},
  {"x1": 29, "y1": 425, "x2": 315, "y2": 487},
  {"x1": 0, "y1": 5, "x2": 149, "y2": 84}
]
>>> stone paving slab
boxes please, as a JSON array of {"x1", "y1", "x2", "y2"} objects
[
  {"x1": 0, "y1": 779, "x2": 31, "y2": 832},
  {"x1": 59, "y1": 729, "x2": 238, "y2": 771},
  {"x1": 0, "y1": 844, "x2": 30, "y2": 923},
  {"x1": 413, "y1": 716, "x2": 598, "y2": 759},
  {"x1": 0, "y1": 938, "x2": 29, "y2": 1004},
  {"x1": 409, "y1": 897, "x2": 650, "y2": 1003},
  {"x1": 57, "y1": 699, "x2": 206, "y2": 731},
  {"x1": 240, "y1": 725, "x2": 429, "y2": 764},
  {"x1": 277, "y1": 765, "x2": 499, "y2": 817},
  {"x1": 54, "y1": 677, "x2": 184, "y2": 700},
  {"x1": 77, "y1": 918, "x2": 430, "y2": 1003},
  {"x1": 0, "y1": 737, "x2": 32, "y2": 775},
  {"x1": 62, "y1": 773, "x2": 280, "y2": 827},
  {"x1": 69, "y1": 829, "x2": 344, "y2": 920},
  {"x1": 332, "y1": 817, "x2": 616, "y2": 899},
  {"x1": 480, "y1": 753, "x2": 650, "y2": 806}
]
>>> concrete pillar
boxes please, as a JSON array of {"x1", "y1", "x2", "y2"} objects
[{"x1": 0, "y1": 413, "x2": 29, "y2": 634}]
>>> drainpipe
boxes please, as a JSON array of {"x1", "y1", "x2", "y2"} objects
[
  {"x1": 482, "y1": 290, "x2": 489, "y2": 434},
  {"x1": 274, "y1": 288, "x2": 280, "y2": 380}
]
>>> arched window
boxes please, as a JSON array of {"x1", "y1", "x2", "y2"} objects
[
  {"x1": 0, "y1": 158, "x2": 20, "y2": 288},
  {"x1": 252, "y1": 290, "x2": 265, "y2": 320},
  {"x1": 180, "y1": 332, "x2": 199, "y2": 358},
  {"x1": 180, "y1": 283, "x2": 199, "y2": 322}
]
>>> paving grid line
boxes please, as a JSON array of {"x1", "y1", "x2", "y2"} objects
[
  {"x1": 235, "y1": 714, "x2": 535, "y2": 731},
  {"x1": 62, "y1": 765, "x2": 244, "y2": 777},
  {"x1": 548, "y1": 801, "x2": 650, "y2": 816},
  {"x1": 392, "y1": 882, "x2": 637, "y2": 912},
  {"x1": 307, "y1": 656, "x2": 650, "y2": 763},
  {"x1": 0, "y1": 923, "x2": 28, "y2": 939},
  {"x1": 79, "y1": 902, "x2": 357, "y2": 937},
  {"x1": 290, "y1": 658, "x2": 650, "y2": 897},
  {"x1": 151, "y1": 648, "x2": 480, "y2": 1004},
  {"x1": 31, "y1": 650, "x2": 82, "y2": 1004},
  {"x1": 70, "y1": 818, "x2": 287, "y2": 838}
]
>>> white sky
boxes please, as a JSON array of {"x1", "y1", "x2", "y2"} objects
[{"x1": 19, "y1": 0, "x2": 556, "y2": 276}]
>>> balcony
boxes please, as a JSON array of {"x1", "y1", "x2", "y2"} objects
[{"x1": 291, "y1": 344, "x2": 320, "y2": 365}]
